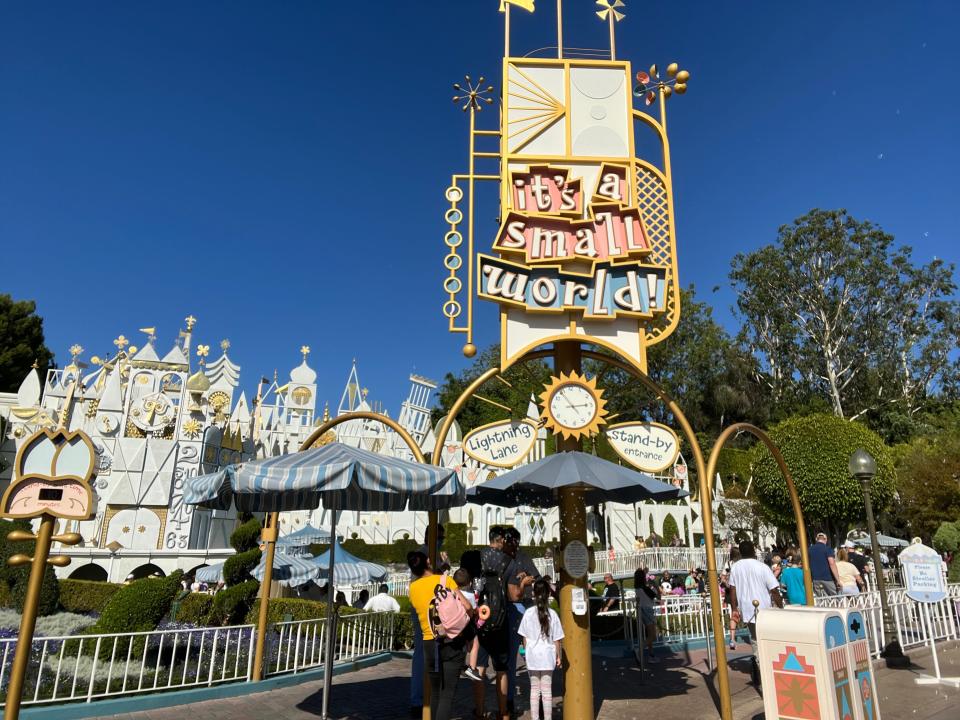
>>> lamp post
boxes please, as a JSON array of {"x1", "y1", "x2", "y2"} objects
[{"x1": 848, "y1": 448, "x2": 909, "y2": 668}]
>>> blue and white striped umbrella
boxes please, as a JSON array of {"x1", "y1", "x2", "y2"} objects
[
  {"x1": 184, "y1": 442, "x2": 464, "y2": 512},
  {"x1": 313, "y1": 541, "x2": 387, "y2": 585},
  {"x1": 195, "y1": 562, "x2": 224, "y2": 584},
  {"x1": 278, "y1": 523, "x2": 333, "y2": 546},
  {"x1": 251, "y1": 552, "x2": 324, "y2": 587}
]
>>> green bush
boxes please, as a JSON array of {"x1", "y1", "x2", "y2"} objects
[
  {"x1": 175, "y1": 592, "x2": 214, "y2": 625},
  {"x1": 209, "y1": 581, "x2": 259, "y2": 625},
  {"x1": 663, "y1": 515, "x2": 680, "y2": 544},
  {"x1": 94, "y1": 572, "x2": 183, "y2": 634},
  {"x1": 933, "y1": 520, "x2": 960, "y2": 583},
  {"x1": 244, "y1": 597, "x2": 362, "y2": 625},
  {"x1": 58, "y1": 579, "x2": 121, "y2": 614},
  {"x1": 0, "y1": 519, "x2": 61, "y2": 616},
  {"x1": 224, "y1": 548, "x2": 261, "y2": 586},
  {"x1": 230, "y1": 519, "x2": 262, "y2": 553}
]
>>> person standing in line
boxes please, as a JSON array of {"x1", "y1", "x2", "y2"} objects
[
  {"x1": 503, "y1": 526, "x2": 540, "y2": 717},
  {"x1": 779, "y1": 554, "x2": 808, "y2": 605},
  {"x1": 728, "y1": 540, "x2": 783, "y2": 683},
  {"x1": 633, "y1": 567, "x2": 659, "y2": 660},
  {"x1": 478, "y1": 526, "x2": 513, "y2": 720},
  {"x1": 518, "y1": 580, "x2": 564, "y2": 720},
  {"x1": 836, "y1": 548, "x2": 864, "y2": 595},
  {"x1": 364, "y1": 583, "x2": 401, "y2": 613},
  {"x1": 600, "y1": 573, "x2": 622, "y2": 611},
  {"x1": 808, "y1": 532, "x2": 841, "y2": 596},
  {"x1": 725, "y1": 547, "x2": 741, "y2": 650},
  {"x1": 845, "y1": 540, "x2": 869, "y2": 584},
  {"x1": 410, "y1": 524, "x2": 446, "y2": 718},
  {"x1": 407, "y1": 551, "x2": 471, "y2": 720}
]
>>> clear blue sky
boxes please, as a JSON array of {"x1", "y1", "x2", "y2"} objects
[{"x1": 2, "y1": 2, "x2": 957, "y2": 413}]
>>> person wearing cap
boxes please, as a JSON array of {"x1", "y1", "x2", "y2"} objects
[
  {"x1": 808, "y1": 532, "x2": 841, "y2": 596},
  {"x1": 844, "y1": 540, "x2": 868, "y2": 576}
]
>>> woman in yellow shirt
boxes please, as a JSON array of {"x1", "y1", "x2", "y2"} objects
[{"x1": 408, "y1": 551, "x2": 473, "y2": 720}]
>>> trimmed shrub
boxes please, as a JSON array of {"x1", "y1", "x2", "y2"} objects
[
  {"x1": 94, "y1": 572, "x2": 183, "y2": 634},
  {"x1": 59, "y1": 579, "x2": 122, "y2": 614},
  {"x1": 0, "y1": 518, "x2": 60, "y2": 616},
  {"x1": 209, "y1": 580, "x2": 259, "y2": 625},
  {"x1": 224, "y1": 548, "x2": 261, "y2": 586},
  {"x1": 244, "y1": 597, "x2": 361, "y2": 625},
  {"x1": 230, "y1": 518, "x2": 262, "y2": 553},
  {"x1": 175, "y1": 592, "x2": 215, "y2": 625}
]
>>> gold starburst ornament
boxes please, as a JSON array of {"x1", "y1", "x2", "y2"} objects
[{"x1": 539, "y1": 371, "x2": 609, "y2": 441}]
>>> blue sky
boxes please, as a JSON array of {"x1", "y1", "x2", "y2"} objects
[{"x1": 1, "y1": 2, "x2": 957, "y2": 414}]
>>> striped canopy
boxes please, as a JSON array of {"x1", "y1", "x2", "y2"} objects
[
  {"x1": 251, "y1": 552, "x2": 324, "y2": 587},
  {"x1": 313, "y1": 541, "x2": 388, "y2": 585},
  {"x1": 195, "y1": 562, "x2": 224, "y2": 584},
  {"x1": 184, "y1": 442, "x2": 464, "y2": 512},
  {"x1": 278, "y1": 523, "x2": 334, "y2": 546}
]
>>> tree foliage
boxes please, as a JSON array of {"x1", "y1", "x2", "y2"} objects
[
  {"x1": 0, "y1": 519, "x2": 60, "y2": 616},
  {"x1": 0, "y1": 295, "x2": 54, "y2": 392},
  {"x1": 895, "y1": 426, "x2": 960, "y2": 541},
  {"x1": 750, "y1": 413, "x2": 894, "y2": 539},
  {"x1": 731, "y1": 209, "x2": 959, "y2": 434}
]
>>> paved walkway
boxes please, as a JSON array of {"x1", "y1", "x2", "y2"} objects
[{"x1": 94, "y1": 641, "x2": 960, "y2": 720}]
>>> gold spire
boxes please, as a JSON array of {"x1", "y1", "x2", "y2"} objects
[
  {"x1": 220, "y1": 338, "x2": 231, "y2": 352},
  {"x1": 113, "y1": 335, "x2": 129, "y2": 351},
  {"x1": 301, "y1": 345, "x2": 311, "y2": 360},
  {"x1": 322, "y1": 402, "x2": 330, "y2": 422},
  {"x1": 69, "y1": 344, "x2": 84, "y2": 363},
  {"x1": 139, "y1": 327, "x2": 157, "y2": 343},
  {"x1": 31, "y1": 358, "x2": 39, "y2": 369},
  {"x1": 185, "y1": 315, "x2": 197, "y2": 331},
  {"x1": 196, "y1": 344, "x2": 210, "y2": 366}
]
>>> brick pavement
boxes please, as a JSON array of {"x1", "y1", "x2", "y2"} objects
[{"x1": 92, "y1": 641, "x2": 960, "y2": 720}]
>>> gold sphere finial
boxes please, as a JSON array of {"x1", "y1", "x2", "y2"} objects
[{"x1": 463, "y1": 343, "x2": 477, "y2": 358}]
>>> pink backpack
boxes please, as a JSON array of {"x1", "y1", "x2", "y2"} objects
[{"x1": 429, "y1": 575, "x2": 470, "y2": 640}]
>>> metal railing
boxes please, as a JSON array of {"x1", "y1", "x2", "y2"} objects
[
  {"x1": 0, "y1": 610, "x2": 396, "y2": 708},
  {"x1": 535, "y1": 547, "x2": 729, "y2": 579},
  {"x1": 619, "y1": 593, "x2": 731, "y2": 650},
  {"x1": 815, "y1": 583, "x2": 960, "y2": 658}
]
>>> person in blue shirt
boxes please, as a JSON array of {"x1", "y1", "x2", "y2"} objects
[{"x1": 780, "y1": 554, "x2": 808, "y2": 605}]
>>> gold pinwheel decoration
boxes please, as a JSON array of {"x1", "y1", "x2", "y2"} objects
[
  {"x1": 634, "y1": 62, "x2": 691, "y2": 106},
  {"x1": 69, "y1": 344, "x2": 84, "y2": 363},
  {"x1": 596, "y1": 0, "x2": 625, "y2": 22},
  {"x1": 196, "y1": 344, "x2": 210, "y2": 364},
  {"x1": 453, "y1": 76, "x2": 495, "y2": 113}
]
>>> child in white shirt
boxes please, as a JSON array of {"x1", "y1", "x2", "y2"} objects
[{"x1": 518, "y1": 579, "x2": 564, "y2": 720}]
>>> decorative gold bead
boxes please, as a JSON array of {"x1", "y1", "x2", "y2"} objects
[
  {"x1": 674, "y1": 83, "x2": 687, "y2": 95},
  {"x1": 666, "y1": 63, "x2": 679, "y2": 77},
  {"x1": 676, "y1": 70, "x2": 690, "y2": 83},
  {"x1": 462, "y1": 343, "x2": 477, "y2": 358}
]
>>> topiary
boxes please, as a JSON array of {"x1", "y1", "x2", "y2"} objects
[
  {"x1": 0, "y1": 519, "x2": 60, "y2": 616},
  {"x1": 751, "y1": 413, "x2": 894, "y2": 537},
  {"x1": 175, "y1": 592, "x2": 215, "y2": 625},
  {"x1": 59, "y1": 579, "x2": 122, "y2": 613},
  {"x1": 94, "y1": 571, "x2": 183, "y2": 634},
  {"x1": 230, "y1": 518, "x2": 263, "y2": 553},
  {"x1": 209, "y1": 580, "x2": 259, "y2": 625},
  {"x1": 663, "y1": 515, "x2": 680, "y2": 545},
  {"x1": 223, "y1": 548, "x2": 261, "y2": 586}
]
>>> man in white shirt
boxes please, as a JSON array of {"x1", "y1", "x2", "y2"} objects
[
  {"x1": 728, "y1": 539, "x2": 783, "y2": 684},
  {"x1": 364, "y1": 583, "x2": 401, "y2": 613}
]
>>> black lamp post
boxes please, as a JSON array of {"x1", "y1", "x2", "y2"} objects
[{"x1": 849, "y1": 448, "x2": 909, "y2": 668}]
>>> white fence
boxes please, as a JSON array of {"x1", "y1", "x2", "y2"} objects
[
  {"x1": 0, "y1": 610, "x2": 395, "y2": 708},
  {"x1": 535, "y1": 547, "x2": 728, "y2": 580}
]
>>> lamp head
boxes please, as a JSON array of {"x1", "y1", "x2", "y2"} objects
[{"x1": 848, "y1": 448, "x2": 877, "y2": 481}]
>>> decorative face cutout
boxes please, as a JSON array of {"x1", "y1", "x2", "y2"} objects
[{"x1": 0, "y1": 428, "x2": 97, "y2": 521}]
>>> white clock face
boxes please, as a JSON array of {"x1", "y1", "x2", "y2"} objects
[{"x1": 548, "y1": 384, "x2": 597, "y2": 430}]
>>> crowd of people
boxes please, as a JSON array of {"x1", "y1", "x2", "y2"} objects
[{"x1": 406, "y1": 524, "x2": 558, "y2": 720}]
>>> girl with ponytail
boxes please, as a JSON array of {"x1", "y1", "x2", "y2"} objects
[{"x1": 518, "y1": 579, "x2": 564, "y2": 720}]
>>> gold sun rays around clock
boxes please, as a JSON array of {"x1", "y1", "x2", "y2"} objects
[
  {"x1": 539, "y1": 370, "x2": 609, "y2": 442},
  {"x1": 506, "y1": 64, "x2": 565, "y2": 153}
]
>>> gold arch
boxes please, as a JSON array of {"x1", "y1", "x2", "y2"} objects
[
  {"x1": 431, "y1": 345, "x2": 735, "y2": 720},
  {"x1": 706, "y1": 422, "x2": 814, "y2": 603}
]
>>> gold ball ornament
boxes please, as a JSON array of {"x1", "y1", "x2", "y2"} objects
[
  {"x1": 663, "y1": 85, "x2": 673, "y2": 97},
  {"x1": 676, "y1": 70, "x2": 690, "y2": 83},
  {"x1": 674, "y1": 83, "x2": 687, "y2": 95},
  {"x1": 462, "y1": 343, "x2": 477, "y2": 358},
  {"x1": 666, "y1": 63, "x2": 679, "y2": 77}
]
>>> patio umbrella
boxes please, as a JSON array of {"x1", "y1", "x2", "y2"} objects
[
  {"x1": 467, "y1": 450, "x2": 687, "y2": 508},
  {"x1": 184, "y1": 441, "x2": 462, "y2": 720},
  {"x1": 313, "y1": 540, "x2": 387, "y2": 585},
  {"x1": 251, "y1": 552, "x2": 325, "y2": 587},
  {"x1": 854, "y1": 534, "x2": 909, "y2": 548},
  {"x1": 279, "y1": 523, "x2": 333, "y2": 546}
]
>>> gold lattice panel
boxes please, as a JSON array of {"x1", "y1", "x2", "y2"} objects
[{"x1": 636, "y1": 165, "x2": 677, "y2": 343}]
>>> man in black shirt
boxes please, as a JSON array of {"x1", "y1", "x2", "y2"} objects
[
  {"x1": 478, "y1": 526, "x2": 512, "y2": 720},
  {"x1": 844, "y1": 540, "x2": 868, "y2": 575},
  {"x1": 601, "y1": 573, "x2": 621, "y2": 611}
]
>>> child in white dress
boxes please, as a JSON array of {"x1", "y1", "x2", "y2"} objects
[{"x1": 518, "y1": 579, "x2": 564, "y2": 720}]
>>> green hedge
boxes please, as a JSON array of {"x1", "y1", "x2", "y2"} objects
[
  {"x1": 308, "y1": 534, "x2": 548, "y2": 568},
  {"x1": 209, "y1": 581, "x2": 259, "y2": 626},
  {"x1": 244, "y1": 597, "x2": 362, "y2": 625},
  {"x1": 230, "y1": 518, "x2": 263, "y2": 553},
  {"x1": 0, "y1": 519, "x2": 60, "y2": 616},
  {"x1": 224, "y1": 548, "x2": 261, "y2": 586},
  {"x1": 175, "y1": 592, "x2": 215, "y2": 625},
  {"x1": 59, "y1": 579, "x2": 122, "y2": 613}
]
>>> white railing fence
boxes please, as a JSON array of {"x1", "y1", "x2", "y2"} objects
[
  {"x1": 0, "y1": 610, "x2": 395, "y2": 708},
  {"x1": 535, "y1": 547, "x2": 728, "y2": 580},
  {"x1": 619, "y1": 594, "x2": 731, "y2": 649}
]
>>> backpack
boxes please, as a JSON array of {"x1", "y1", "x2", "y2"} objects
[
  {"x1": 477, "y1": 569, "x2": 507, "y2": 636},
  {"x1": 429, "y1": 576, "x2": 470, "y2": 640}
]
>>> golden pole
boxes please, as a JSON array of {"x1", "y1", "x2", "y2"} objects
[
  {"x1": 554, "y1": 341, "x2": 593, "y2": 720},
  {"x1": 4, "y1": 515, "x2": 55, "y2": 720},
  {"x1": 466, "y1": 104, "x2": 476, "y2": 352},
  {"x1": 705, "y1": 423, "x2": 814, "y2": 604},
  {"x1": 504, "y1": 3, "x2": 510, "y2": 57},
  {"x1": 251, "y1": 510, "x2": 278, "y2": 682},
  {"x1": 556, "y1": 0, "x2": 563, "y2": 58}
]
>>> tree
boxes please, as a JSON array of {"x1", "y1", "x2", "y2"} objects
[
  {"x1": 730, "y1": 209, "x2": 959, "y2": 427},
  {"x1": 895, "y1": 428, "x2": 960, "y2": 541},
  {"x1": 750, "y1": 413, "x2": 895, "y2": 542},
  {"x1": 0, "y1": 518, "x2": 60, "y2": 616},
  {"x1": 0, "y1": 295, "x2": 54, "y2": 392},
  {"x1": 932, "y1": 520, "x2": 960, "y2": 583}
]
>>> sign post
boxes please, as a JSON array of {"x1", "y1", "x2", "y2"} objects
[{"x1": 900, "y1": 540, "x2": 959, "y2": 687}]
